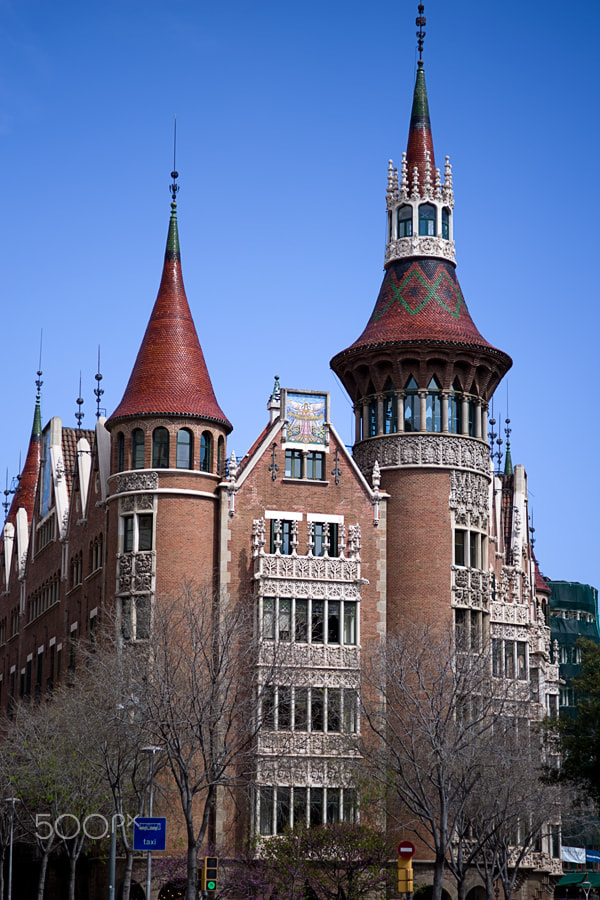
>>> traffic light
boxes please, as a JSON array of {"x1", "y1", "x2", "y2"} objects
[
  {"x1": 202, "y1": 857, "x2": 218, "y2": 893},
  {"x1": 397, "y1": 858, "x2": 413, "y2": 894}
]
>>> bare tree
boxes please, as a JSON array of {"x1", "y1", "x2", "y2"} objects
[
  {"x1": 360, "y1": 624, "x2": 502, "y2": 900},
  {"x1": 133, "y1": 584, "x2": 286, "y2": 900}
]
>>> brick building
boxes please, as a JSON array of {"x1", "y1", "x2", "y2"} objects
[{"x1": 0, "y1": 8, "x2": 562, "y2": 899}]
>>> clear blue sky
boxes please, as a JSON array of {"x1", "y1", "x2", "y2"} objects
[{"x1": 1, "y1": 0, "x2": 599, "y2": 589}]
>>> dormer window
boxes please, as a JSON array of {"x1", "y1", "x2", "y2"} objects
[
  {"x1": 442, "y1": 207, "x2": 450, "y2": 240},
  {"x1": 418, "y1": 203, "x2": 436, "y2": 236},
  {"x1": 152, "y1": 427, "x2": 170, "y2": 468},
  {"x1": 397, "y1": 205, "x2": 413, "y2": 238}
]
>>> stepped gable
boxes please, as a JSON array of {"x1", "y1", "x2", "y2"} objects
[
  {"x1": 109, "y1": 199, "x2": 231, "y2": 432},
  {"x1": 337, "y1": 257, "x2": 495, "y2": 356}
]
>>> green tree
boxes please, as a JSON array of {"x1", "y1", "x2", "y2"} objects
[{"x1": 547, "y1": 638, "x2": 600, "y2": 803}]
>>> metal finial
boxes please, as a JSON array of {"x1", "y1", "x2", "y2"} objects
[
  {"x1": 170, "y1": 116, "x2": 179, "y2": 205},
  {"x1": 94, "y1": 346, "x2": 104, "y2": 420},
  {"x1": 529, "y1": 511, "x2": 536, "y2": 549},
  {"x1": 36, "y1": 329, "x2": 43, "y2": 400},
  {"x1": 75, "y1": 372, "x2": 84, "y2": 429},
  {"x1": 416, "y1": 3, "x2": 426, "y2": 64}
]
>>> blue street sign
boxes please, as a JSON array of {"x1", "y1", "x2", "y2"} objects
[{"x1": 133, "y1": 817, "x2": 167, "y2": 852}]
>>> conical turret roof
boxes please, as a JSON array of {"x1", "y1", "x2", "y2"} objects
[
  {"x1": 4, "y1": 391, "x2": 42, "y2": 530},
  {"x1": 406, "y1": 62, "x2": 436, "y2": 190},
  {"x1": 109, "y1": 199, "x2": 231, "y2": 432}
]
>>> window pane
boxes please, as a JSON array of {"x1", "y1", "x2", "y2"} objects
[
  {"x1": 121, "y1": 598, "x2": 132, "y2": 640},
  {"x1": 123, "y1": 517, "x2": 134, "y2": 553},
  {"x1": 310, "y1": 788, "x2": 323, "y2": 827},
  {"x1": 329, "y1": 523, "x2": 339, "y2": 557},
  {"x1": 117, "y1": 433, "x2": 125, "y2": 472},
  {"x1": 307, "y1": 452, "x2": 324, "y2": 480},
  {"x1": 454, "y1": 530, "x2": 465, "y2": 566},
  {"x1": 517, "y1": 642, "x2": 527, "y2": 680},
  {"x1": 132, "y1": 430, "x2": 145, "y2": 469},
  {"x1": 279, "y1": 599, "x2": 291, "y2": 641},
  {"x1": 343, "y1": 689, "x2": 358, "y2": 733},
  {"x1": 455, "y1": 609, "x2": 467, "y2": 651},
  {"x1": 278, "y1": 686, "x2": 292, "y2": 730},
  {"x1": 442, "y1": 207, "x2": 450, "y2": 239},
  {"x1": 281, "y1": 521, "x2": 292, "y2": 555},
  {"x1": 343, "y1": 603, "x2": 356, "y2": 645},
  {"x1": 313, "y1": 523, "x2": 325, "y2": 557},
  {"x1": 262, "y1": 686, "x2": 275, "y2": 730},
  {"x1": 295, "y1": 600, "x2": 308, "y2": 642},
  {"x1": 259, "y1": 787, "x2": 274, "y2": 835},
  {"x1": 136, "y1": 595, "x2": 151, "y2": 639},
  {"x1": 200, "y1": 432, "x2": 212, "y2": 472},
  {"x1": 368, "y1": 400, "x2": 377, "y2": 437},
  {"x1": 311, "y1": 688, "x2": 324, "y2": 731},
  {"x1": 152, "y1": 428, "x2": 170, "y2": 468},
  {"x1": 492, "y1": 638, "x2": 502, "y2": 676},
  {"x1": 327, "y1": 788, "x2": 340, "y2": 823},
  {"x1": 138, "y1": 515, "x2": 153, "y2": 551},
  {"x1": 505, "y1": 641, "x2": 515, "y2": 678},
  {"x1": 327, "y1": 688, "x2": 341, "y2": 733},
  {"x1": 312, "y1": 601, "x2": 324, "y2": 643},
  {"x1": 285, "y1": 450, "x2": 302, "y2": 478},
  {"x1": 343, "y1": 789, "x2": 357, "y2": 824},
  {"x1": 294, "y1": 687, "x2": 308, "y2": 731},
  {"x1": 293, "y1": 787, "x2": 307, "y2": 828},
  {"x1": 398, "y1": 205, "x2": 412, "y2": 237},
  {"x1": 276, "y1": 787, "x2": 290, "y2": 834},
  {"x1": 263, "y1": 598, "x2": 275, "y2": 640},
  {"x1": 176, "y1": 429, "x2": 192, "y2": 469},
  {"x1": 328, "y1": 601, "x2": 340, "y2": 644},
  {"x1": 470, "y1": 532, "x2": 478, "y2": 568}
]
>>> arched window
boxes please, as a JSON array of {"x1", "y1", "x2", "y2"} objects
[
  {"x1": 418, "y1": 203, "x2": 436, "y2": 236},
  {"x1": 152, "y1": 427, "x2": 170, "y2": 468},
  {"x1": 404, "y1": 377, "x2": 420, "y2": 432},
  {"x1": 117, "y1": 432, "x2": 125, "y2": 472},
  {"x1": 176, "y1": 429, "x2": 193, "y2": 469},
  {"x1": 387, "y1": 211, "x2": 393, "y2": 243},
  {"x1": 426, "y1": 377, "x2": 442, "y2": 432},
  {"x1": 200, "y1": 431, "x2": 212, "y2": 473},
  {"x1": 131, "y1": 429, "x2": 145, "y2": 469},
  {"x1": 217, "y1": 436, "x2": 225, "y2": 476},
  {"x1": 383, "y1": 379, "x2": 397, "y2": 434},
  {"x1": 397, "y1": 205, "x2": 413, "y2": 238},
  {"x1": 442, "y1": 207, "x2": 450, "y2": 240},
  {"x1": 449, "y1": 382, "x2": 462, "y2": 434}
]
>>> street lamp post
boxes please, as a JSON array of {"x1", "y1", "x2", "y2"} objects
[
  {"x1": 581, "y1": 876, "x2": 592, "y2": 900},
  {"x1": 142, "y1": 745, "x2": 162, "y2": 900},
  {"x1": 6, "y1": 797, "x2": 20, "y2": 900}
]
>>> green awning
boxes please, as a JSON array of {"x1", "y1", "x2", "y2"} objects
[{"x1": 558, "y1": 874, "x2": 584, "y2": 886}]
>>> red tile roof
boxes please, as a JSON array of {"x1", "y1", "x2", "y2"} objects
[
  {"x1": 108, "y1": 208, "x2": 231, "y2": 432},
  {"x1": 406, "y1": 63, "x2": 436, "y2": 189}
]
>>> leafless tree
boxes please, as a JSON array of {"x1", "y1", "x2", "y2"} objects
[
  {"x1": 132, "y1": 583, "x2": 288, "y2": 900},
  {"x1": 360, "y1": 623, "x2": 504, "y2": 900}
]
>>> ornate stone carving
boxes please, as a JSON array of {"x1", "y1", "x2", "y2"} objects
[
  {"x1": 353, "y1": 433, "x2": 490, "y2": 479},
  {"x1": 116, "y1": 472, "x2": 158, "y2": 493},
  {"x1": 449, "y1": 470, "x2": 490, "y2": 529},
  {"x1": 385, "y1": 235, "x2": 456, "y2": 264},
  {"x1": 117, "y1": 550, "x2": 155, "y2": 595},
  {"x1": 259, "y1": 643, "x2": 361, "y2": 671}
]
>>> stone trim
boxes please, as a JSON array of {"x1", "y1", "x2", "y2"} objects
[{"x1": 353, "y1": 433, "x2": 490, "y2": 478}]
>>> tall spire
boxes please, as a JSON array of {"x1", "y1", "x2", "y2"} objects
[
  {"x1": 108, "y1": 173, "x2": 231, "y2": 431},
  {"x1": 4, "y1": 374, "x2": 43, "y2": 529},
  {"x1": 406, "y1": 6, "x2": 435, "y2": 189}
]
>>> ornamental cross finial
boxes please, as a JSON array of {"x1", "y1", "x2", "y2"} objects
[{"x1": 416, "y1": 3, "x2": 426, "y2": 64}]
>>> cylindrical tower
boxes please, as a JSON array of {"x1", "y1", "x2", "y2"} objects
[{"x1": 331, "y1": 54, "x2": 511, "y2": 638}]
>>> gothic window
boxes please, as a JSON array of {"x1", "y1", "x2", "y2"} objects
[
  {"x1": 260, "y1": 597, "x2": 357, "y2": 647},
  {"x1": 425, "y1": 377, "x2": 442, "y2": 432},
  {"x1": 176, "y1": 428, "x2": 193, "y2": 469},
  {"x1": 152, "y1": 427, "x2": 170, "y2": 468},
  {"x1": 404, "y1": 377, "x2": 420, "y2": 431},
  {"x1": 121, "y1": 595, "x2": 151, "y2": 641},
  {"x1": 285, "y1": 449, "x2": 302, "y2": 478},
  {"x1": 419, "y1": 203, "x2": 436, "y2": 236},
  {"x1": 122, "y1": 513, "x2": 153, "y2": 553},
  {"x1": 131, "y1": 429, "x2": 145, "y2": 469},
  {"x1": 442, "y1": 206, "x2": 450, "y2": 239},
  {"x1": 258, "y1": 786, "x2": 356, "y2": 835},
  {"x1": 398, "y1": 204, "x2": 413, "y2": 237},
  {"x1": 200, "y1": 431, "x2": 212, "y2": 472}
]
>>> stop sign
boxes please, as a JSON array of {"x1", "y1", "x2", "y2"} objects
[{"x1": 398, "y1": 840, "x2": 416, "y2": 858}]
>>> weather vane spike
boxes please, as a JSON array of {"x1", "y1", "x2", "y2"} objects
[
  {"x1": 36, "y1": 329, "x2": 44, "y2": 399},
  {"x1": 416, "y1": 3, "x2": 426, "y2": 64},
  {"x1": 94, "y1": 345, "x2": 104, "y2": 420},
  {"x1": 75, "y1": 372, "x2": 84, "y2": 429},
  {"x1": 170, "y1": 116, "x2": 179, "y2": 205}
]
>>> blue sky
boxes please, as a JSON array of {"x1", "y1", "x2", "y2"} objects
[{"x1": 1, "y1": 0, "x2": 599, "y2": 589}]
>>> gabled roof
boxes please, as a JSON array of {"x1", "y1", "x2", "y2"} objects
[{"x1": 108, "y1": 201, "x2": 231, "y2": 432}]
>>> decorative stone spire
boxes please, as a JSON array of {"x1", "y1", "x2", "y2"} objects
[{"x1": 108, "y1": 175, "x2": 231, "y2": 431}]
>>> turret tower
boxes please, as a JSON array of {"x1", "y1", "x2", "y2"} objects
[
  {"x1": 331, "y1": 6, "x2": 512, "y2": 635},
  {"x1": 105, "y1": 174, "x2": 232, "y2": 628}
]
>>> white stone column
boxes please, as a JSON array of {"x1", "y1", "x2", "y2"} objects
[
  {"x1": 397, "y1": 393, "x2": 405, "y2": 432},
  {"x1": 461, "y1": 397, "x2": 469, "y2": 436},
  {"x1": 441, "y1": 391, "x2": 449, "y2": 433},
  {"x1": 419, "y1": 391, "x2": 427, "y2": 432}
]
